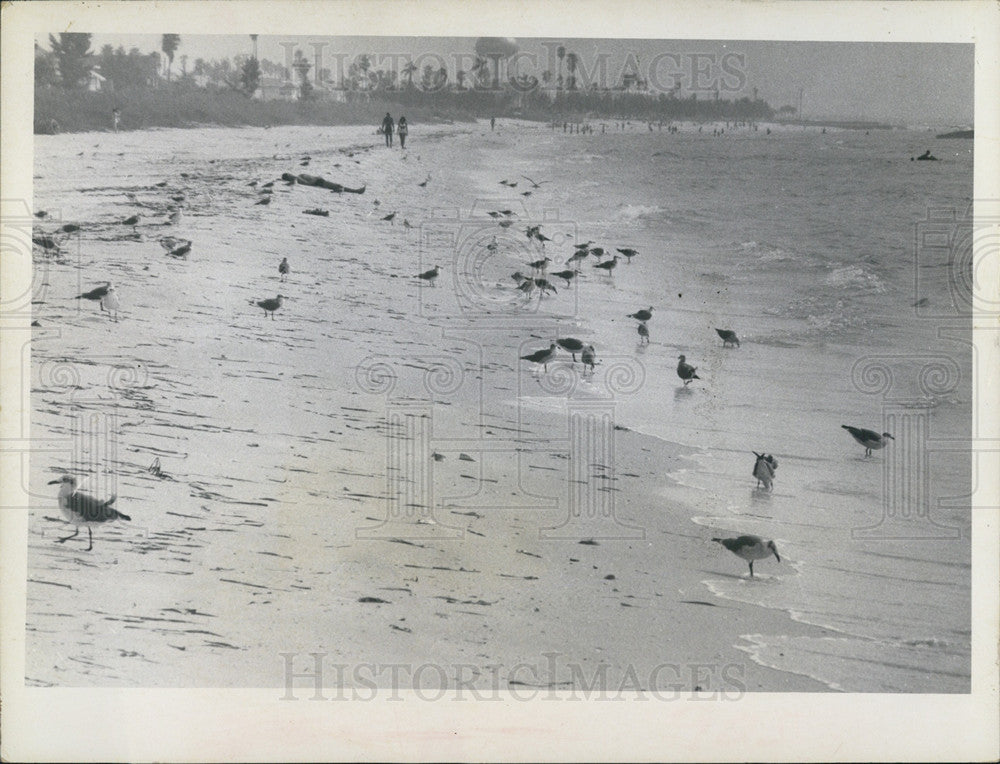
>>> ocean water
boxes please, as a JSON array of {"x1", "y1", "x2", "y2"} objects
[
  {"x1": 27, "y1": 121, "x2": 972, "y2": 691},
  {"x1": 483, "y1": 124, "x2": 973, "y2": 692}
]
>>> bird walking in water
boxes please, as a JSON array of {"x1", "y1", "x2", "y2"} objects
[
  {"x1": 100, "y1": 285, "x2": 121, "y2": 321},
  {"x1": 279, "y1": 257, "x2": 290, "y2": 282},
  {"x1": 841, "y1": 425, "x2": 894, "y2": 457},
  {"x1": 637, "y1": 322, "x2": 650, "y2": 344},
  {"x1": 48, "y1": 474, "x2": 130, "y2": 551},
  {"x1": 752, "y1": 452, "x2": 778, "y2": 490},
  {"x1": 77, "y1": 281, "x2": 113, "y2": 308},
  {"x1": 254, "y1": 294, "x2": 285, "y2": 319},
  {"x1": 628, "y1": 306, "x2": 653, "y2": 322},
  {"x1": 677, "y1": 355, "x2": 700, "y2": 385},
  {"x1": 715, "y1": 328, "x2": 740, "y2": 348},
  {"x1": 520, "y1": 343, "x2": 557, "y2": 372},
  {"x1": 712, "y1": 535, "x2": 780, "y2": 578},
  {"x1": 416, "y1": 265, "x2": 440, "y2": 286}
]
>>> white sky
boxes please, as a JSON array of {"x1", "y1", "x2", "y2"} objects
[{"x1": 76, "y1": 34, "x2": 974, "y2": 125}]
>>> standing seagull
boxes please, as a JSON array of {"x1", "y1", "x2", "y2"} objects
[
  {"x1": 100, "y1": 285, "x2": 121, "y2": 321},
  {"x1": 616, "y1": 247, "x2": 639, "y2": 264},
  {"x1": 556, "y1": 337, "x2": 585, "y2": 361},
  {"x1": 77, "y1": 281, "x2": 112, "y2": 308},
  {"x1": 47, "y1": 475, "x2": 130, "y2": 552},
  {"x1": 593, "y1": 255, "x2": 620, "y2": 275},
  {"x1": 520, "y1": 343, "x2": 558, "y2": 372},
  {"x1": 715, "y1": 328, "x2": 740, "y2": 348},
  {"x1": 637, "y1": 322, "x2": 650, "y2": 344},
  {"x1": 581, "y1": 345, "x2": 597, "y2": 374},
  {"x1": 677, "y1": 355, "x2": 700, "y2": 385},
  {"x1": 279, "y1": 257, "x2": 290, "y2": 282},
  {"x1": 255, "y1": 294, "x2": 285, "y2": 319},
  {"x1": 841, "y1": 425, "x2": 894, "y2": 457},
  {"x1": 628, "y1": 306, "x2": 653, "y2": 322},
  {"x1": 417, "y1": 266, "x2": 440, "y2": 286},
  {"x1": 712, "y1": 535, "x2": 780, "y2": 578}
]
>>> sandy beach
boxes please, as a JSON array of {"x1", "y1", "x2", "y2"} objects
[{"x1": 26, "y1": 118, "x2": 971, "y2": 693}]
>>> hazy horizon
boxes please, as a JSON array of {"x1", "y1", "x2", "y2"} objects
[{"x1": 53, "y1": 34, "x2": 974, "y2": 127}]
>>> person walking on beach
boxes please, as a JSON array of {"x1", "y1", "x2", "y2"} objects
[
  {"x1": 381, "y1": 112, "x2": 395, "y2": 147},
  {"x1": 112, "y1": 108, "x2": 121, "y2": 133},
  {"x1": 490, "y1": 116, "x2": 496, "y2": 131},
  {"x1": 397, "y1": 116, "x2": 408, "y2": 149}
]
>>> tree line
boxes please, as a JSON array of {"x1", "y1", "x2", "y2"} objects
[{"x1": 36, "y1": 33, "x2": 778, "y2": 123}]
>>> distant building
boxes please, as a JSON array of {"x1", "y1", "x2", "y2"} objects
[{"x1": 87, "y1": 67, "x2": 106, "y2": 92}]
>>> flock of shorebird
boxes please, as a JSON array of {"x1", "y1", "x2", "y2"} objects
[{"x1": 46, "y1": 153, "x2": 895, "y2": 575}]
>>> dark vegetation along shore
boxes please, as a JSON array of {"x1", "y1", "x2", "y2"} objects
[{"x1": 36, "y1": 33, "x2": 783, "y2": 134}]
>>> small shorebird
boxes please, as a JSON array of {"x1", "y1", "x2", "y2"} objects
[
  {"x1": 381, "y1": 212, "x2": 396, "y2": 224},
  {"x1": 521, "y1": 343, "x2": 558, "y2": 372},
  {"x1": 550, "y1": 269, "x2": 577, "y2": 287},
  {"x1": 121, "y1": 214, "x2": 140, "y2": 227},
  {"x1": 255, "y1": 294, "x2": 285, "y2": 319},
  {"x1": 677, "y1": 355, "x2": 700, "y2": 385},
  {"x1": 100, "y1": 285, "x2": 121, "y2": 321},
  {"x1": 594, "y1": 255, "x2": 619, "y2": 274},
  {"x1": 752, "y1": 452, "x2": 778, "y2": 490},
  {"x1": 841, "y1": 425, "x2": 894, "y2": 457},
  {"x1": 628, "y1": 306, "x2": 653, "y2": 322},
  {"x1": 48, "y1": 475, "x2": 130, "y2": 551},
  {"x1": 617, "y1": 247, "x2": 639, "y2": 264},
  {"x1": 581, "y1": 345, "x2": 596, "y2": 373},
  {"x1": 159, "y1": 236, "x2": 192, "y2": 258},
  {"x1": 417, "y1": 266, "x2": 440, "y2": 286},
  {"x1": 534, "y1": 278, "x2": 557, "y2": 297},
  {"x1": 712, "y1": 535, "x2": 780, "y2": 578},
  {"x1": 279, "y1": 257, "x2": 290, "y2": 281},
  {"x1": 637, "y1": 322, "x2": 650, "y2": 344},
  {"x1": 716, "y1": 328, "x2": 740, "y2": 348},
  {"x1": 527, "y1": 256, "x2": 551, "y2": 273},
  {"x1": 77, "y1": 281, "x2": 112, "y2": 308},
  {"x1": 556, "y1": 337, "x2": 585, "y2": 361}
]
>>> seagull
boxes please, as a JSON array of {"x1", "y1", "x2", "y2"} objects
[
  {"x1": 511, "y1": 271, "x2": 530, "y2": 284},
  {"x1": 637, "y1": 322, "x2": 650, "y2": 344},
  {"x1": 279, "y1": 257, "x2": 290, "y2": 281},
  {"x1": 47, "y1": 474, "x2": 130, "y2": 552},
  {"x1": 417, "y1": 266, "x2": 440, "y2": 285},
  {"x1": 574, "y1": 241, "x2": 594, "y2": 250},
  {"x1": 255, "y1": 196, "x2": 271, "y2": 206},
  {"x1": 534, "y1": 278, "x2": 557, "y2": 296},
  {"x1": 255, "y1": 294, "x2": 285, "y2": 319},
  {"x1": 716, "y1": 328, "x2": 740, "y2": 348},
  {"x1": 589, "y1": 247, "x2": 606, "y2": 258},
  {"x1": 712, "y1": 535, "x2": 780, "y2": 578},
  {"x1": 628, "y1": 307, "x2": 653, "y2": 322},
  {"x1": 550, "y1": 269, "x2": 577, "y2": 287},
  {"x1": 121, "y1": 214, "x2": 140, "y2": 226},
  {"x1": 382, "y1": 212, "x2": 396, "y2": 224},
  {"x1": 60, "y1": 223, "x2": 81, "y2": 234},
  {"x1": 77, "y1": 281, "x2": 112, "y2": 307},
  {"x1": 100, "y1": 285, "x2": 121, "y2": 321},
  {"x1": 521, "y1": 175, "x2": 549, "y2": 188},
  {"x1": 594, "y1": 256, "x2": 620, "y2": 274},
  {"x1": 677, "y1": 355, "x2": 700, "y2": 385},
  {"x1": 841, "y1": 425, "x2": 894, "y2": 457},
  {"x1": 556, "y1": 337, "x2": 585, "y2": 361},
  {"x1": 159, "y1": 237, "x2": 192, "y2": 258},
  {"x1": 752, "y1": 452, "x2": 777, "y2": 490},
  {"x1": 617, "y1": 247, "x2": 639, "y2": 264},
  {"x1": 581, "y1": 345, "x2": 597, "y2": 373},
  {"x1": 520, "y1": 343, "x2": 558, "y2": 372},
  {"x1": 528, "y1": 256, "x2": 551, "y2": 272},
  {"x1": 517, "y1": 278, "x2": 536, "y2": 296},
  {"x1": 566, "y1": 250, "x2": 589, "y2": 267}
]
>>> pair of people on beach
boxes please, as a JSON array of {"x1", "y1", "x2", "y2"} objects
[{"x1": 380, "y1": 113, "x2": 408, "y2": 149}]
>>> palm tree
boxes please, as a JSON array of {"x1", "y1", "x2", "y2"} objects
[
  {"x1": 402, "y1": 60, "x2": 417, "y2": 89},
  {"x1": 161, "y1": 34, "x2": 180, "y2": 80},
  {"x1": 566, "y1": 51, "x2": 578, "y2": 90}
]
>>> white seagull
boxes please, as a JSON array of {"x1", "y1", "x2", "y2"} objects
[
  {"x1": 48, "y1": 474, "x2": 130, "y2": 551},
  {"x1": 712, "y1": 535, "x2": 780, "y2": 577},
  {"x1": 841, "y1": 425, "x2": 894, "y2": 457}
]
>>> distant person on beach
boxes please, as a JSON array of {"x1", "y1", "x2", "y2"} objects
[
  {"x1": 112, "y1": 108, "x2": 121, "y2": 133},
  {"x1": 381, "y1": 112, "x2": 394, "y2": 147},
  {"x1": 397, "y1": 116, "x2": 408, "y2": 149},
  {"x1": 490, "y1": 116, "x2": 496, "y2": 131},
  {"x1": 915, "y1": 149, "x2": 938, "y2": 161},
  {"x1": 48, "y1": 118, "x2": 59, "y2": 134}
]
